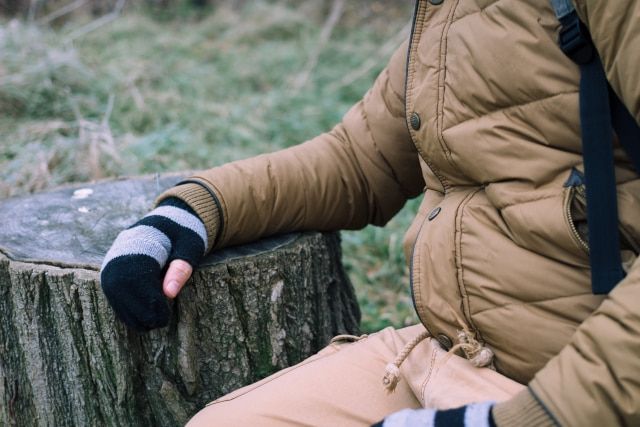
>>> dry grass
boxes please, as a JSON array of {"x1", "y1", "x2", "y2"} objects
[{"x1": 0, "y1": 0, "x2": 419, "y2": 331}]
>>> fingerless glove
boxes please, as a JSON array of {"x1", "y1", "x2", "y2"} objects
[
  {"x1": 100, "y1": 197, "x2": 208, "y2": 330},
  {"x1": 373, "y1": 402, "x2": 496, "y2": 427}
]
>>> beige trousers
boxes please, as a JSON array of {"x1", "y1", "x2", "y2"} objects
[{"x1": 187, "y1": 324, "x2": 525, "y2": 426}]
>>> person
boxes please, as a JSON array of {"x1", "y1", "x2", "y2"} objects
[{"x1": 100, "y1": 0, "x2": 640, "y2": 425}]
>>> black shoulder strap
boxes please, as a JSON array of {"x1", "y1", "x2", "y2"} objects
[{"x1": 550, "y1": 0, "x2": 640, "y2": 294}]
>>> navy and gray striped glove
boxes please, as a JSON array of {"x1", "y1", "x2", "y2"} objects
[
  {"x1": 373, "y1": 402, "x2": 497, "y2": 427},
  {"x1": 100, "y1": 197, "x2": 207, "y2": 331}
]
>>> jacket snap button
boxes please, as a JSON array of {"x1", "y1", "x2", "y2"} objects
[
  {"x1": 437, "y1": 334, "x2": 453, "y2": 350},
  {"x1": 428, "y1": 207, "x2": 441, "y2": 221},
  {"x1": 410, "y1": 112, "x2": 421, "y2": 131},
  {"x1": 429, "y1": 0, "x2": 444, "y2": 5}
]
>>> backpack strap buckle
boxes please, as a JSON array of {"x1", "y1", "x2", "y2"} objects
[{"x1": 558, "y1": 11, "x2": 595, "y2": 65}]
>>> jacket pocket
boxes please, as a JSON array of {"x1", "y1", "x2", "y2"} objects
[
  {"x1": 563, "y1": 170, "x2": 640, "y2": 259},
  {"x1": 563, "y1": 183, "x2": 589, "y2": 255}
]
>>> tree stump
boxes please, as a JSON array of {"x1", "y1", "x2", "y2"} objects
[{"x1": 0, "y1": 174, "x2": 360, "y2": 427}]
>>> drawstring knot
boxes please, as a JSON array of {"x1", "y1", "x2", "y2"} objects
[
  {"x1": 382, "y1": 330, "x2": 431, "y2": 393},
  {"x1": 447, "y1": 308, "x2": 495, "y2": 368},
  {"x1": 382, "y1": 363, "x2": 401, "y2": 392},
  {"x1": 381, "y1": 320, "x2": 494, "y2": 394},
  {"x1": 449, "y1": 329, "x2": 494, "y2": 368}
]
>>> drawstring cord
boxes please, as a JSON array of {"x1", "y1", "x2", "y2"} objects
[
  {"x1": 381, "y1": 316, "x2": 495, "y2": 393},
  {"x1": 382, "y1": 330, "x2": 431, "y2": 393},
  {"x1": 448, "y1": 329, "x2": 494, "y2": 368},
  {"x1": 447, "y1": 308, "x2": 495, "y2": 369}
]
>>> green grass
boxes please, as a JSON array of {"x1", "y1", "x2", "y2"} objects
[{"x1": 0, "y1": 1, "x2": 419, "y2": 332}]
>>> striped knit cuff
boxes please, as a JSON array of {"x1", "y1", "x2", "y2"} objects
[
  {"x1": 156, "y1": 182, "x2": 220, "y2": 253},
  {"x1": 492, "y1": 389, "x2": 556, "y2": 427},
  {"x1": 381, "y1": 402, "x2": 494, "y2": 427}
]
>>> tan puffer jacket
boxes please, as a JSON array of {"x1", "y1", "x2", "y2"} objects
[{"x1": 160, "y1": 0, "x2": 640, "y2": 425}]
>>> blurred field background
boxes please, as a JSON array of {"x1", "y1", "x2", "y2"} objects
[{"x1": 0, "y1": 0, "x2": 420, "y2": 332}]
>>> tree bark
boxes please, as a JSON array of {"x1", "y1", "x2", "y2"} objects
[{"x1": 0, "y1": 174, "x2": 360, "y2": 427}]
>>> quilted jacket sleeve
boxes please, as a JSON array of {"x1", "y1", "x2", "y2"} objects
[
  {"x1": 502, "y1": 2, "x2": 640, "y2": 425},
  {"x1": 159, "y1": 40, "x2": 424, "y2": 251}
]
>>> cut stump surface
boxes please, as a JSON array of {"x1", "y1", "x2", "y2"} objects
[{"x1": 0, "y1": 174, "x2": 360, "y2": 427}]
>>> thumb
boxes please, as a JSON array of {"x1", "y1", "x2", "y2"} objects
[{"x1": 163, "y1": 259, "x2": 193, "y2": 299}]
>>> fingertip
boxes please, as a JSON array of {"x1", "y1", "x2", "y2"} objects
[
  {"x1": 163, "y1": 259, "x2": 193, "y2": 299},
  {"x1": 162, "y1": 280, "x2": 176, "y2": 299}
]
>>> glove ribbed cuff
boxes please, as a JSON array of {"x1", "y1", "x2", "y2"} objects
[
  {"x1": 492, "y1": 389, "x2": 556, "y2": 427},
  {"x1": 156, "y1": 181, "x2": 221, "y2": 253}
]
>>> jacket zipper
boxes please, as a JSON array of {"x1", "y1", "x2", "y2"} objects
[
  {"x1": 405, "y1": 0, "x2": 433, "y2": 331},
  {"x1": 409, "y1": 214, "x2": 432, "y2": 331},
  {"x1": 404, "y1": 0, "x2": 449, "y2": 192},
  {"x1": 564, "y1": 186, "x2": 589, "y2": 252},
  {"x1": 565, "y1": 184, "x2": 640, "y2": 254}
]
